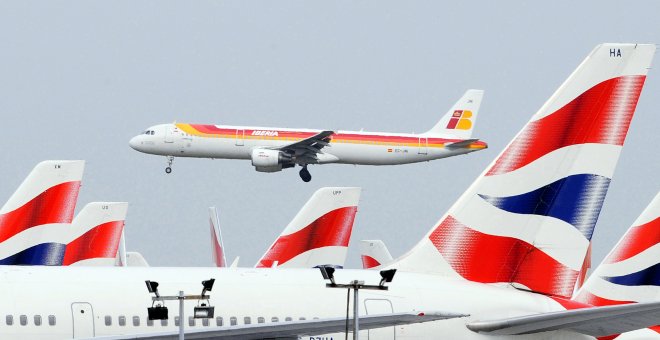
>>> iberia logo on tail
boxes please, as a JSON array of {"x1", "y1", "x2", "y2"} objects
[{"x1": 446, "y1": 110, "x2": 473, "y2": 130}]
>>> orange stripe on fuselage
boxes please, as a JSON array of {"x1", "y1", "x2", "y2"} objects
[{"x1": 175, "y1": 123, "x2": 487, "y2": 149}]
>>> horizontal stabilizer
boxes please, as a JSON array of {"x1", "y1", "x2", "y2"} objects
[
  {"x1": 467, "y1": 300, "x2": 660, "y2": 337},
  {"x1": 94, "y1": 311, "x2": 465, "y2": 339},
  {"x1": 445, "y1": 139, "x2": 481, "y2": 149}
]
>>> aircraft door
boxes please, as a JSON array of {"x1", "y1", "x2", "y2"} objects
[
  {"x1": 364, "y1": 299, "x2": 395, "y2": 340},
  {"x1": 165, "y1": 125, "x2": 175, "y2": 143},
  {"x1": 235, "y1": 129, "x2": 245, "y2": 146},
  {"x1": 418, "y1": 137, "x2": 428, "y2": 155},
  {"x1": 71, "y1": 302, "x2": 95, "y2": 338}
]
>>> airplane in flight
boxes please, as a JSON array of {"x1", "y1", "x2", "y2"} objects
[
  {"x1": 0, "y1": 43, "x2": 655, "y2": 339},
  {"x1": 360, "y1": 239, "x2": 393, "y2": 269},
  {"x1": 210, "y1": 187, "x2": 360, "y2": 269},
  {"x1": 129, "y1": 89, "x2": 487, "y2": 182}
]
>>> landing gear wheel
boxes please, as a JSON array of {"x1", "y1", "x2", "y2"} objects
[
  {"x1": 299, "y1": 166, "x2": 312, "y2": 182},
  {"x1": 165, "y1": 156, "x2": 174, "y2": 174}
]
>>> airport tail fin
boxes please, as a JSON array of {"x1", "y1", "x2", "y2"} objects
[
  {"x1": 423, "y1": 89, "x2": 484, "y2": 139},
  {"x1": 390, "y1": 43, "x2": 655, "y2": 298},
  {"x1": 209, "y1": 207, "x2": 227, "y2": 267},
  {"x1": 0, "y1": 160, "x2": 84, "y2": 244},
  {"x1": 63, "y1": 202, "x2": 127, "y2": 266},
  {"x1": 575, "y1": 191, "x2": 660, "y2": 306},
  {"x1": 360, "y1": 240, "x2": 393, "y2": 269},
  {"x1": 256, "y1": 187, "x2": 360, "y2": 268}
]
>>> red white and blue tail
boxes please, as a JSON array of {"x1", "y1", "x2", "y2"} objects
[
  {"x1": 209, "y1": 207, "x2": 227, "y2": 267},
  {"x1": 360, "y1": 240, "x2": 393, "y2": 269},
  {"x1": 256, "y1": 187, "x2": 360, "y2": 268},
  {"x1": 391, "y1": 44, "x2": 655, "y2": 298},
  {"x1": 576, "y1": 192, "x2": 660, "y2": 306}
]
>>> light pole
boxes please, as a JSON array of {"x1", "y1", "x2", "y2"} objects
[
  {"x1": 319, "y1": 266, "x2": 397, "y2": 340},
  {"x1": 145, "y1": 279, "x2": 216, "y2": 340}
]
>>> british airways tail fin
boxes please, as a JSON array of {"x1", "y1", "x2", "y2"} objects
[
  {"x1": 575, "y1": 191, "x2": 660, "y2": 306},
  {"x1": 63, "y1": 202, "x2": 128, "y2": 266},
  {"x1": 423, "y1": 89, "x2": 484, "y2": 139},
  {"x1": 390, "y1": 43, "x2": 655, "y2": 298},
  {"x1": 256, "y1": 187, "x2": 360, "y2": 268},
  {"x1": 209, "y1": 207, "x2": 227, "y2": 267},
  {"x1": 360, "y1": 240, "x2": 393, "y2": 269},
  {"x1": 0, "y1": 160, "x2": 84, "y2": 244}
]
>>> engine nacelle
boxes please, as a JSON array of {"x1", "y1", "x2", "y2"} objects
[{"x1": 251, "y1": 148, "x2": 293, "y2": 173}]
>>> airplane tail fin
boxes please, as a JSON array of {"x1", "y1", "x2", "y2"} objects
[
  {"x1": 575, "y1": 192, "x2": 660, "y2": 306},
  {"x1": 209, "y1": 207, "x2": 227, "y2": 267},
  {"x1": 360, "y1": 240, "x2": 394, "y2": 269},
  {"x1": 423, "y1": 89, "x2": 484, "y2": 139},
  {"x1": 256, "y1": 187, "x2": 360, "y2": 268},
  {"x1": 0, "y1": 160, "x2": 84, "y2": 244},
  {"x1": 63, "y1": 202, "x2": 128, "y2": 266},
  {"x1": 125, "y1": 251, "x2": 150, "y2": 267},
  {"x1": 390, "y1": 43, "x2": 655, "y2": 298}
]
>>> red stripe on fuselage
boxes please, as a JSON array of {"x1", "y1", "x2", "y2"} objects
[
  {"x1": 605, "y1": 217, "x2": 660, "y2": 264},
  {"x1": 0, "y1": 181, "x2": 81, "y2": 243},
  {"x1": 429, "y1": 215, "x2": 579, "y2": 298},
  {"x1": 257, "y1": 206, "x2": 357, "y2": 268},
  {"x1": 361, "y1": 255, "x2": 381, "y2": 269},
  {"x1": 62, "y1": 220, "x2": 124, "y2": 265},
  {"x1": 487, "y1": 75, "x2": 646, "y2": 176}
]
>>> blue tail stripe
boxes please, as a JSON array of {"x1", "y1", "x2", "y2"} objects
[
  {"x1": 604, "y1": 262, "x2": 660, "y2": 286},
  {"x1": 479, "y1": 174, "x2": 610, "y2": 240},
  {"x1": 0, "y1": 243, "x2": 66, "y2": 265}
]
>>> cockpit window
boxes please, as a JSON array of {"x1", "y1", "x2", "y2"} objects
[{"x1": 150, "y1": 130, "x2": 155, "y2": 135}]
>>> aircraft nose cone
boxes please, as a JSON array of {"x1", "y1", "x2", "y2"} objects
[{"x1": 129, "y1": 136, "x2": 141, "y2": 151}]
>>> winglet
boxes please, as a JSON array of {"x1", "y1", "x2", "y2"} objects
[{"x1": 209, "y1": 207, "x2": 227, "y2": 267}]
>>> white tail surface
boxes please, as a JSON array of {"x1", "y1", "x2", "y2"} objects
[
  {"x1": 423, "y1": 89, "x2": 484, "y2": 139},
  {"x1": 256, "y1": 187, "x2": 361, "y2": 268},
  {"x1": 575, "y1": 192, "x2": 660, "y2": 306},
  {"x1": 209, "y1": 207, "x2": 227, "y2": 267},
  {"x1": 360, "y1": 240, "x2": 393, "y2": 269},
  {"x1": 125, "y1": 252, "x2": 150, "y2": 267},
  {"x1": 390, "y1": 44, "x2": 655, "y2": 298}
]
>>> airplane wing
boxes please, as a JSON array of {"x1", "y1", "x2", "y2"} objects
[
  {"x1": 273, "y1": 130, "x2": 335, "y2": 164},
  {"x1": 466, "y1": 301, "x2": 660, "y2": 337},
  {"x1": 92, "y1": 311, "x2": 465, "y2": 340}
]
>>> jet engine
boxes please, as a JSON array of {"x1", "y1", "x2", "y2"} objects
[{"x1": 251, "y1": 149, "x2": 294, "y2": 172}]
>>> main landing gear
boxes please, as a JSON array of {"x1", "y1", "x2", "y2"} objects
[
  {"x1": 299, "y1": 165, "x2": 312, "y2": 182},
  {"x1": 165, "y1": 156, "x2": 174, "y2": 174}
]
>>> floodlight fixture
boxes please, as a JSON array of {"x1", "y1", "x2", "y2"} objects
[
  {"x1": 379, "y1": 269, "x2": 397, "y2": 287},
  {"x1": 147, "y1": 305, "x2": 168, "y2": 320},
  {"x1": 194, "y1": 303, "x2": 215, "y2": 319},
  {"x1": 145, "y1": 280, "x2": 160, "y2": 298},
  {"x1": 201, "y1": 278, "x2": 215, "y2": 296},
  {"x1": 318, "y1": 265, "x2": 336, "y2": 285}
]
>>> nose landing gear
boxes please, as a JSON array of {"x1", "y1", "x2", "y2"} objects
[
  {"x1": 299, "y1": 165, "x2": 312, "y2": 182},
  {"x1": 165, "y1": 156, "x2": 174, "y2": 174}
]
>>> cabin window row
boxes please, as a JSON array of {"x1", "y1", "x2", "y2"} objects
[
  {"x1": 4, "y1": 315, "x2": 56, "y2": 326},
  {"x1": 102, "y1": 315, "x2": 317, "y2": 327}
]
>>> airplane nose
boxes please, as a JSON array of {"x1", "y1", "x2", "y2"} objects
[{"x1": 129, "y1": 136, "x2": 141, "y2": 150}]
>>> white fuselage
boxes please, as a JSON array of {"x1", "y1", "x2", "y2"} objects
[
  {"x1": 0, "y1": 266, "x2": 587, "y2": 339},
  {"x1": 129, "y1": 123, "x2": 486, "y2": 166}
]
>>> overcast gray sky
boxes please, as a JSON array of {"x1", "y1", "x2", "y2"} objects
[{"x1": 0, "y1": 1, "x2": 658, "y2": 269}]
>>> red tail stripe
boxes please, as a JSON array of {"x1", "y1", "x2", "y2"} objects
[
  {"x1": 62, "y1": 220, "x2": 124, "y2": 265},
  {"x1": 574, "y1": 290, "x2": 632, "y2": 307},
  {"x1": 0, "y1": 181, "x2": 81, "y2": 243},
  {"x1": 257, "y1": 206, "x2": 357, "y2": 268},
  {"x1": 487, "y1": 75, "x2": 646, "y2": 176},
  {"x1": 429, "y1": 216, "x2": 578, "y2": 297},
  {"x1": 606, "y1": 217, "x2": 660, "y2": 264},
  {"x1": 361, "y1": 255, "x2": 381, "y2": 269}
]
